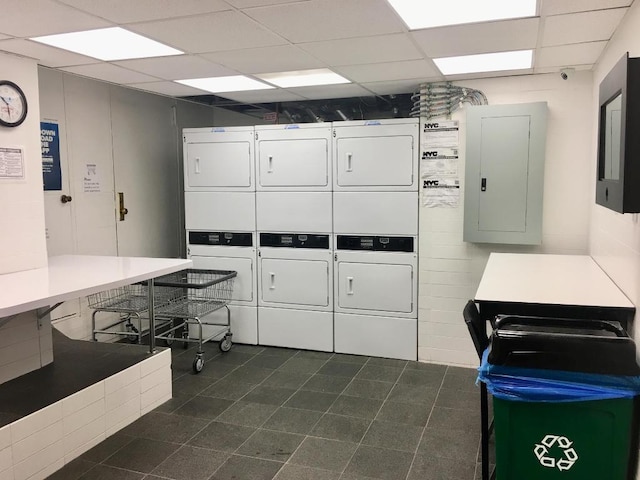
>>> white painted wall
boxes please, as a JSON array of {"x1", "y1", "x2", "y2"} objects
[
  {"x1": 0, "y1": 53, "x2": 47, "y2": 274},
  {"x1": 419, "y1": 72, "x2": 594, "y2": 366},
  {"x1": 589, "y1": 0, "x2": 640, "y2": 349}
]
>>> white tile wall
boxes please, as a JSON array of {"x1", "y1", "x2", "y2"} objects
[{"x1": 0, "y1": 350, "x2": 172, "y2": 479}]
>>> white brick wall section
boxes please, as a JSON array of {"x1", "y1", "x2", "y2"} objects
[
  {"x1": 12, "y1": 439, "x2": 64, "y2": 480},
  {"x1": 63, "y1": 416, "x2": 105, "y2": 459},
  {"x1": 11, "y1": 403, "x2": 62, "y2": 444}
]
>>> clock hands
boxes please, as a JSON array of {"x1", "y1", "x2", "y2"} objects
[{"x1": 0, "y1": 96, "x2": 13, "y2": 119}]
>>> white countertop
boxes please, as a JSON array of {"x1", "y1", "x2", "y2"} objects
[
  {"x1": 0, "y1": 255, "x2": 192, "y2": 318},
  {"x1": 475, "y1": 253, "x2": 634, "y2": 308}
]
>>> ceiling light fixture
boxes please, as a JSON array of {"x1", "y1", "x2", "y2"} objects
[
  {"x1": 31, "y1": 27, "x2": 182, "y2": 61},
  {"x1": 175, "y1": 76, "x2": 274, "y2": 93},
  {"x1": 387, "y1": 0, "x2": 537, "y2": 30},
  {"x1": 434, "y1": 50, "x2": 533, "y2": 75},
  {"x1": 256, "y1": 69, "x2": 350, "y2": 88}
]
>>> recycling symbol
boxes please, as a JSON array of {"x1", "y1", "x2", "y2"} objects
[{"x1": 534, "y1": 435, "x2": 579, "y2": 471}]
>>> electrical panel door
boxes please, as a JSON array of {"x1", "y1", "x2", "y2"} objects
[
  {"x1": 190, "y1": 255, "x2": 254, "y2": 303},
  {"x1": 336, "y1": 261, "x2": 413, "y2": 314},
  {"x1": 333, "y1": 120, "x2": 419, "y2": 190},
  {"x1": 259, "y1": 258, "x2": 330, "y2": 308}
]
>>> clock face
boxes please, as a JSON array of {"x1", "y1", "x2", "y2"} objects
[{"x1": 0, "y1": 81, "x2": 27, "y2": 127}]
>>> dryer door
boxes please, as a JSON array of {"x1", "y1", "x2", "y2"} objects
[
  {"x1": 185, "y1": 141, "x2": 252, "y2": 188},
  {"x1": 191, "y1": 255, "x2": 254, "y2": 303},
  {"x1": 257, "y1": 138, "x2": 329, "y2": 188},
  {"x1": 260, "y1": 258, "x2": 330, "y2": 308},
  {"x1": 337, "y1": 261, "x2": 413, "y2": 314}
]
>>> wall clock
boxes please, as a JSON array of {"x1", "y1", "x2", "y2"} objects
[{"x1": 0, "y1": 80, "x2": 27, "y2": 128}]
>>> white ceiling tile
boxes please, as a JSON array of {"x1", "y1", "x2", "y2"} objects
[
  {"x1": 541, "y1": 0, "x2": 632, "y2": 16},
  {"x1": 128, "y1": 11, "x2": 287, "y2": 54},
  {"x1": 226, "y1": 0, "x2": 312, "y2": 7},
  {"x1": 215, "y1": 89, "x2": 307, "y2": 103},
  {"x1": 299, "y1": 33, "x2": 423, "y2": 67},
  {"x1": 243, "y1": 0, "x2": 405, "y2": 43},
  {"x1": 537, "y1": 41, "x2": 607, "y2": 68},
  {"x1": 202, "y1": 45, "x2": 324, "y2": 73},
  {"x1": 61, "y1": 63, "x2": 160, "y2": 84},
  {"x1": 443, "y1": 68, "x2": 534, "y2": 82},
  {"x1": 286, "y1": 83, "x2": 374, "y2": 100},
  {"x1": 0, "y1": 34, "x2": 11, "y2": 40},
  {"x1": 361, "y1": 80, "x2": 424, "y2": 95},
  {"x1": 412, "y1": 18, "x2": 539, "y2": 58},
  {"x1": 0, "y1": 0, "x2": 111, "y2": 38},
  {"x1": 542, "y1": 8, "x2": 628, "y2": 46},
  {"x1": 113, "y1": 56, "x2": 237, "y2": 80},
  {"x1": 57, "y1": 0, "x2": 231, "y2": 24},
  {"x1": 0, "y1": 39, "x2": 97, "y2": 67},
  {"x1": 336, "y1": 60, "x2": 439, "y2": 83},
  {"x1": 534, "y1": 64, "x2": 593, "y2": 74},
  {"x1": 127, "y1": 81, "x2": 210, "y2": 96}
]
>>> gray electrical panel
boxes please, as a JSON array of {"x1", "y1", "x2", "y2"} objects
[{"x1": 464, "y1": 102, "x2": 547, "y2": 245}]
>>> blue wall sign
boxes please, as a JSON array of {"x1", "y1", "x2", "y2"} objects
[{"x1": 41, "y1": 121, "x2": 61, "y2": 191}]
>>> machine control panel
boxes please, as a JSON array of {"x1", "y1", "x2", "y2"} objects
[
  {"x1": 260, "y1": 233, "x2": 330, "y2": 249},
  {"x1": 336, "y1": 235, "x2": 414, "y2": 252},
  {"x1": 189, "y1": 231, "x2": 253, "y2": 246}
]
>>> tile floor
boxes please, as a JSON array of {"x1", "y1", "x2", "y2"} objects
[{"x1": 47, "y1": 341, "x2": 488, "y2": 480}]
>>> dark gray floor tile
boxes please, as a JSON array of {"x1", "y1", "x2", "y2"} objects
[
  {"x1": 216, "y1": 401, "x2": 279, "y2": 427},
  {"x1": 174, "y1": 396, "x2": 234, "y2": 419},
  {"x1": 232, "y1": 344, "x2": 265, "y2": 354},
  {"x1": 224, "y1": 365, "x2": 275, "y2": 384},
  {"x1": 80, "y1": 434, "x2": 133, "y2": 463},
  {"x1": 279, "y1": 357, "x2": 327, "y2": 374},
  {"x1": 103, "y1": 437, "x2": 180, "y2": 474},
  {"x1": 201, "y1": 378, "x2": 256, "y2": 401},
  {"x1": 386, "y1": 384, "x2": 438, "y2": 406},
  {"x1": 289, "y1": 437, "x2": 358, "y2": 472},
  {"x1": 367, "y1": 357, "x2": 408, "y2": 369},
  {"x1": 262, "y1": 407, "x2": 323, "y2": 434},
  {"x1": 442, "y1": 367, "x2": 480, "y2": 392},
  {"x1": 435, "y1": 387, "x2": 479, "y2": 410},
  {"x1": 376, "y1": 401, "x2": 430, "y2": 427},
  {"x1": 236, "y1": 429, "x2": 305, "y2": 462},
  {"x1": 343, "y1": 379, "x2": 393, "y2": 400},
  {"x1": 211, "y1": 455, "x2": 283, "y2": 480},
  {"x1": 192, "y1": 359, "x2": 240, "y2": 380},
  {"x1": 172, "y1": 373, "x2": 219, "y2": 396},
  {"x1": 329, "y1": 354, "x2": 369, "y2": 365},
  {"x1": 262, "y1": 371, "x2": 312, "y2": 389},
  {"x1": 408, "y1": 454, "x2": 476, "y2": 480},
  {"x1": 405, "y1": 362, "x2": 447, "y2": 374},
  {"x1": 295, "y1": 350, "x2": 334, "y2": 360},
  {"x1": 397, "y1": 369, "x2": 445, "y2": 387},
  {"x1": 188, "y1": 421, "x2": 256, "y2": 452},
  {"x1": 151, "y1": 445, "x2": 229, "y2": 480},
  {"x1": 242, "y1": 385, "x2": 297, "y2": 406},
  {"x1": 361, "y1": 420, "x2": 423, "y2": 452},
  {"x1": 284, "y1": 390, "x2": 338, "y2": 412},
  {"x1": 259, "y1": 347, "x2": 299, "y2": 358},
  {"x1": 419, "y1": 427, "x2": 480, "y2": 461},
  {"x1": 344, "y1": 445, "x2": 413, "y2": 480},
  {"x1": 329, "y1": 395, "x2": 382, "y2": 420},
  {"x1": 427, "y1": 406, "x2": 480, "y2": 432},
  {"x1": 246, "y1": 355, "x2": 290, "y2": 369},
  {"x1": 274, "y1": 464, "x2": 340, "y2": 480},
  {"x1": 78, "y1": 465, "x2": 145, "y2": 480},
  {"x1": 355, "y1": 365, "x2": 403, "y2": 383},
  {"x1": 152, "y1": 393, "x2": 191, "y2": 413},
  {"x1": 318, "y1": 362, "x2": 363, "y2": 377},
  {"x1": 122, "y1": 412, "x2": 210, "y2": 444},
  {"x1": 310, "y1": 413, "x2": 371, "y2": 443},
  {"x1": 301, "y1": 374, "x2": 352, "y2": 394},
  {"x1": 47, "y1": 458, "x2": 95, "y2": 480},
  {"x1": 212, "y1": 351, "x2": 256, "y2": 365}
]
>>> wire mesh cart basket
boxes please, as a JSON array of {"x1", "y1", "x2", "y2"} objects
[
  {"x1": 153, "y1": 269, "x2": 237, "y2": 373},
  {"x1": 88, "y1": 283, "x2": 179, "y2": 343}
]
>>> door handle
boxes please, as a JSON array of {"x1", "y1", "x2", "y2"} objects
[
  {"x1": 60, "y1": 194, "x2": 72, "y2": 204},
  {"x1": 118, "y1": 192, "x2": 129, "y2": 221},
  {"x1": 267, "y1": 155, "x2": 273, "y2": 173},
  {"x1": 195, "y1": 157, "x2": 200, "y2": 174},
  {"x1": 269, "y1": 272, "x2": 275, "y2": 290},
  {"x1": 481, "y1": 178, "x2": 487, "y2": 192},
  {"x1": 346, "y1": 153, "x2": 353, "y2": 172},
  {"x1": 347, "y1": 276, "x2": 354, "y2": 295}
]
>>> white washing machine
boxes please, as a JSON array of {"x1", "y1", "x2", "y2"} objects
[
  {"x1": 333, "y1": 235, "x2": 417, "y2": 361},
  {"x1": 257, "y1": 233, "x2": 333, "y2": 352},
  {"x1": 183, "y1": 126, "x2": 255, "y2": 192},
  {"x1": 255, "y1": 123, "x2": 332, "y2": 191},
  {"x1": 332, "y1": 119, "x2": 419, "y2": 192},
  {"x1": 187, "y1": 231, "x2": 258, "y2": 344}
]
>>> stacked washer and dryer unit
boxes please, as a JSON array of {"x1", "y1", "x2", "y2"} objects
[{"x1": 183, "y1": 119, "x2": 419, "y2": 360}]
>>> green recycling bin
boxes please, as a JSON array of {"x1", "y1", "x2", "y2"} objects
[{"x1": 478, "y1": 316, "x2": 640, "y2": 480}]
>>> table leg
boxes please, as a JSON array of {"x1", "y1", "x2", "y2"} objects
[{"x1": 148, "y1": 277, "x2": 155, "y2": 354}]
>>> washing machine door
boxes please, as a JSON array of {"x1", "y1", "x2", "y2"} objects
[{"x1": 336, "y1": 260, "x2": 414, "y2": 314}]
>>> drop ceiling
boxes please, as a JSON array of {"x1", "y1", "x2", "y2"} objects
[{"x1": 0, "y1": 0, "x2": 634, "y2": 104}]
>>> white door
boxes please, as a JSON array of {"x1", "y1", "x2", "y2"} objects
[
  {"x1": 190, "y1": 253, "x2": 255, "y2": 304},
  {"x1": 336, "y1": 261, "x2": 414, "y2": 314},
  {"x1": 260, "y1": 258, "x2": 330, "y2": 307}
]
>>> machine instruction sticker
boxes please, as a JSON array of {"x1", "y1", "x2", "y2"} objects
[
  {"x1": 0, "y1": 146, "x2": 25, "y2": 179},
  {"x1": 420, "y1": 120, "x2": 460, "y2": 207},
  {"x1": 422, "y1": 176, "x2": 460, "y2": 207},
  {"x1": 421, "y1": 120, "x2": 459, "y2": 148}
]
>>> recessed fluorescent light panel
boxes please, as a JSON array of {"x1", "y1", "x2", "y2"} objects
[
  {"x1": 387, "y1": 0, "x2": 536, "y2": 29},
  {"x1": 176, "y1": 76, "x2": 274, "y2": 93},
  {"x1": 256, "y1": 69, "x2": 350, "y2": 88},
  {"x1": 31, "y1": 27, "x2": 182, "y2": 61},
  {"x1": 434, "y1": 50, "x2": 533, "y2": 75}
]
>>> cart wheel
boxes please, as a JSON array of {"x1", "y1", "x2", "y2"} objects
[
  {"x1": 192, "y1": 355, "x2": 204, "y2": 374},
  {"x1": 126, "y1": 324, "x2": 139, "y2": 343},
  {"x1": 182, "y1": 330, "x2": 189, "y2": 349},
  {"x1": 219, "y1": 335, "x2": 232, "y2": 353},
  {"x1": 165, "y1": 333, "x2": 174, "y2": 347}
]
